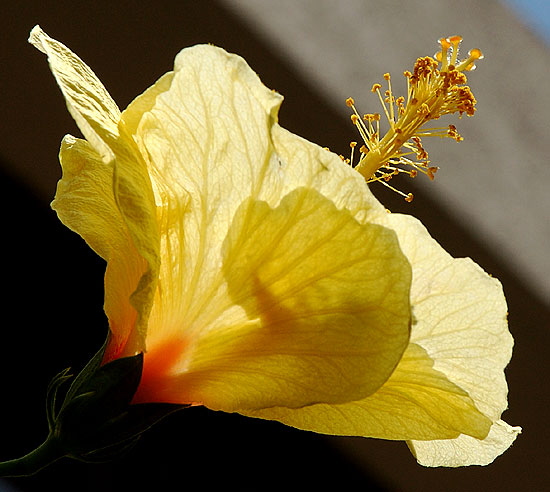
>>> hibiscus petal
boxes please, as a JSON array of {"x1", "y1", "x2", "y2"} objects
[
  {"x1": 271, "y1": 125, "x2": 389, "y2": 222},
  {"x1": 378, "y1": 213, "x2": 520, "y2": 465},
  {"x1": 408, "y1": 420, "x2": 521, "y2": 467},
  {"x1": 241, "y1": 341, "x2": 490, "y2": 439},
  {"x1": 133, "y1": 187, "x2": 411, "y2": 410},
  {"x1": 119, "y1": 45, "x2": 287, "y2": 350},
  {"x1": 237, "y1": 207, "x2": 518, "y2": 447},
  {"x1": 31, "y1": 26, "x2": 160, "y2": 354},
  {"x1": 53, "y1": 136, "x2": 147, "y2": 357},
  {"x1": 385, "y1": 214, "x2": 513, "y2": 421},
  {"x1": 29, "y1": 26, "x2": 120, "y2": 161}
]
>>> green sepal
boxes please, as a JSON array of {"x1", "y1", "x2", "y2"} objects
[
  {"x1": 1, "y1": 339, "x2": 187, "y2": 476},
  {"x1": 62, "y1": 336, "x2": 109, "y2": 406},
  {"x1": 53, "y1": 351, "x2": 186, "y2": 461},
  {"x1": 45, "y1": 367, "x2": 72, "y2": 432},
  {"x1": 56, "y1": 352, "x2": 144, "y2": 442}
]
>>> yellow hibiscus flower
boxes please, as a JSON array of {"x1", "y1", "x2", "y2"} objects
[{"x1": 28, "y1": 26, "x2": 519, "y2": 468}]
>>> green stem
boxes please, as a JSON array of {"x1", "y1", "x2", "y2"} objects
[{"x1": 0, "y1": 435, "x2": 66, "y2": 477}]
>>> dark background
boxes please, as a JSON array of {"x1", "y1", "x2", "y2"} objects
[{"x1": 2, "y1": 1, "x2": 548, "y2": 490}]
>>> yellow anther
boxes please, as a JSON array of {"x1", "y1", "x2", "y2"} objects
[
  {"x1": 457, "y1": 47, "x2": 484, "y2": 71},
  {"x1": 439, "y1": 37, "x2": 452, "y2": 50},
  {"x1": 448, "y1": 35, "x2": 463, "y2": 45},
  {"x1": 469, "y1": 48, "x2": 483, "y2": 60},
  {"x1": 363, "y1": 113, "x2": 381, "y2": 122},
  {"x1": 427, "y1": 167, "x2": 439, "y2": 180},
  {"x1": 447, "y1": 124, "x2": 463, "y2": 141}
]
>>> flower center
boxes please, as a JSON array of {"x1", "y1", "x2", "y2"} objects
[{"x1": 345, "y1": 35, "x2": 483, "y2": 201}]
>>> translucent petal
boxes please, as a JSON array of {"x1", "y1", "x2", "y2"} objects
[
  {"x1": 242, "y1": 342, "x2": 490, "y2": 440},
  {"x1": 29, "y1": 26, "x2": 120, "y2": 161},
  {"x1": 132, "y1": 188, "x2": 411, "y2": 409},
  {"x1": 409, "y1": 420, "x2": 521, "y2": 467},
  {"x1": 377, "y1": 213, "x2": 520, "y2": 465},
  {"x1": 31, "y1": 26, "x2": 160, "y2": 354},
  {"x1": 271, "y1": 125, "x2": 388, "y2": 223},
  {"x1": 241, "y1": 210, "x2": 517, "y2": 449},
  {"x1": 381, "y1": 214, "x2": 513, "y2": 421},
  {"x1": 53, "y1": 136, "x2": 147, "y2": 357},
  {"x1": 119, "y1": 45, "x2": 288, "y2": 355}
]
